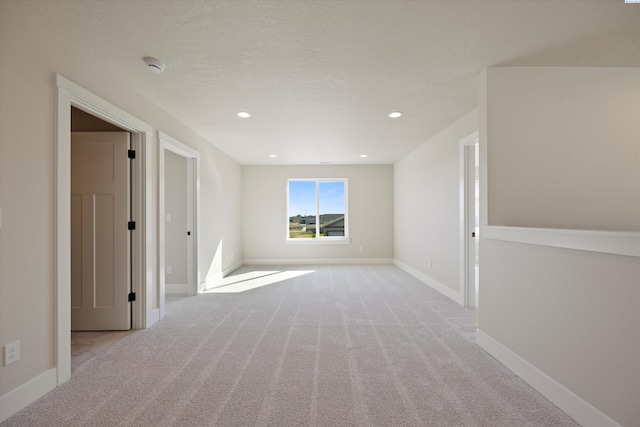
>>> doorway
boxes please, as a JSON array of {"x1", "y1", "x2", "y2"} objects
[
  {"x1": 460, "y1": 132, "x2": 479, "y2": 309},
  {"x1": 71, "y1": 108, "x2": 133, "y2": 331},
  {"x1": 158, "y1": 131, "x2": 200, "y2": 320},
  {"x1": 56, "y1": 75, "x2": 152, "y2": 385},
  {"x1": 71, "y1": 131, "x2": 132, "y2": 330}
]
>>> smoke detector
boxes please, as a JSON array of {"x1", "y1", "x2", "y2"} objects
[{"x1": 143, "y1": 57, "x2": 165, "y2": 73}]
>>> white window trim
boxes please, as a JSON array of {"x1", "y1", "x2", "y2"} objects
[{"x1": 286, "y1": 178, "x2": 350, "y2": 244}]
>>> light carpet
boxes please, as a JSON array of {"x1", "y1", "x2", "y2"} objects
[{"x1": 2, "y1": 265, "x2": 578, "y2": 426}]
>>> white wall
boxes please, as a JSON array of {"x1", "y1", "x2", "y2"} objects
[
  {"x1": 486, "y1": 67, "x2": 640, "y2": 231},
  {"x1": 200, "y1": 146, "x2": 243, "y2": 283},
  {"x1": 479, "y1": 67, "x2": 640, "y2": 427},
  {"x1": 0, "y1": 0, "x2": 242, "y2": 407},
  {"x1": 164, "y1": 151, "x2": 188, "y2": 287},
  {"x1": 481, "y1": 238, "x2": 639, "y2": 427},
  {"x1": 242, "y1": 165, "x2": 393, "y2": 262},
  {"x1": 394, "y1": 109, "x2": 478, "y2": 297}
]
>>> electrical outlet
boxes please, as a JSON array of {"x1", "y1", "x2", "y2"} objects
[
  {"x1": 4, "y1": 341, "x2": 20, "y2": 366},
  {"x1": 428, "y1": 260, "x2": 432, "y2": 269},
  {"x1": 166, "y1": 265, "x2": 172, "y2": 274},
  {"x1": 359, "y1": 246, "x2": 364, "y2": 252}
]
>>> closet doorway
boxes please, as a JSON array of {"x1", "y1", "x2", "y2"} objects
[
  {"x1": 460, "y1": 131, "x2": 480, "y2": 309},
  {"x1": 158, "y1": 132, "x2": 200, "y2": 320}
]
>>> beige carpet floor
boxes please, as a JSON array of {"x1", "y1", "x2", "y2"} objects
[{"x1": 2, "y1": 265, "x2": 578, "y2": 426}]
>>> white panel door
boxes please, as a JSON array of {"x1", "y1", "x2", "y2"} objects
[{"x1": 71, "y1": 132, "x2": 131, "y2": 330}]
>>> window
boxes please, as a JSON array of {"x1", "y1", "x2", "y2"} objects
[{"x1": 287, "y1": 179, "x2": 348, "y2": 242}]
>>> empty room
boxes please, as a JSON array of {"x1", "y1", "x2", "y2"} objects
[{"x1": 1, "y1": 1, "x2": 639, "y2": 426}]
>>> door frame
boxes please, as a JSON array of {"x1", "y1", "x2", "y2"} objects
[
  {"x1": 55, "y1": 75, "x2": 152, "y2": 385},
  {"x1": 158, "y1": 131, "x2": 200, "y2": 319},
  {"x1": 459, "y1": 131, "x2": 479, "y2": 308}
]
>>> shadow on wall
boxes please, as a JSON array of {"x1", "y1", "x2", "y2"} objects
[{"x1": 203, "y1": 149, "x2": 224, "y2": 192}]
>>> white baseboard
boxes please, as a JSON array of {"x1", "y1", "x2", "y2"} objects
[
  {"x1": 393, "y1": 259, "x2": 464, "y2": 306},
  {"x1": 0, "y1": 368, "x2": 57, "y2": 422},
  {"x1": 242, "y1": 258, "x2": 393, "y2": 265},
  {"x1": 223, "y1": 261, "x2": 243, "y2": 276},
  {"x1": 202, "y1": 262, "x2": 243, "y2": 291},
  {"x1": 165, "y1": 283, "x2": 189, "y2": 294},
  {"x1": 204, "y1": 272, "x2": 223, "y2": 287},
  {"x1": 146, "y1": 307, "x2": 160, "y2": 328},
  {"x1": 476, "y1": 330, "x2": 621, "y2": 427}
]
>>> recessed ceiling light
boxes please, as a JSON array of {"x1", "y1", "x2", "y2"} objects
[
  {"x1": 388, "y1": 111, "x2": 402, "y2": 118},
  {"x1": 143, "y1": 57, "x2": 165, "y2": 73},
  {"x1": 237, "y1": 111, "x2": 251, "y2": 118},
  {"x1": 360, "y1": 154, "x2": 368, "y2": 158},
  {"x1": 268, "y1": 154, "x2": 277, "y2": 158}
]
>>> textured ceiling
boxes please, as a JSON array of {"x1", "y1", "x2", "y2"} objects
[{"x1": 13, "y1": 0, "x2": 640, "y2": 165}]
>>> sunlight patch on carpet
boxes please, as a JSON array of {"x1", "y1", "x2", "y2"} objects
[{"x1": 203, "y1": 270, "x2": 315, "y2": 293}]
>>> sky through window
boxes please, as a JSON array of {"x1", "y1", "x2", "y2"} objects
[{"x1": 288, "y1": 180, "x2": 345, "y2": 216}]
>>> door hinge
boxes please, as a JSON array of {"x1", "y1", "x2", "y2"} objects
[
  {"x1": 128, "y1": 221, "x2": 136, "y2": 230},
  {"x1": 128, "y1": 292, "x2": 136, "y2": 302},
  {"x1": 128, "y1": 149, "x2": 136, "y2": 159}
]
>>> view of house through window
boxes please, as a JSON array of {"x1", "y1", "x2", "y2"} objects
[{"x1": 288, "y1": 179, "x2": 347, "y2": 239}]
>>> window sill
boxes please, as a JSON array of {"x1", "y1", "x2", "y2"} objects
[{"x1": 285, "y1": 238, "x2": 351, "y2": 245}]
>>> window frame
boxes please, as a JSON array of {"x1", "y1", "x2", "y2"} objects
[{"x1": 286, "y1": 178, "x2": 350, "y2": 245}]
